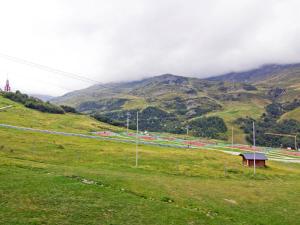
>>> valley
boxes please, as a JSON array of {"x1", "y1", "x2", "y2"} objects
[
  {"x1": 52, "y1": 64, "x2": 300, "y2": 147},
  {"x1": 1, "y1": 95, "x2": 300, "y2": 224}
]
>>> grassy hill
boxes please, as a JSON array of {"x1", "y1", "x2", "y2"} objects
[
  {"x1": 0, "y1": 96, "x2": 124, "y2": 134},
  {"x1": 51, "y1": 75, "x2": 268, "y2": 143},
  {"x1": 207, "y1": 63, "x2": 300, "y2": 83},
  {"x1": 206, "y1": 99, "x2": 268, "y2": 143},
  {"x1": 1, "y1": 99, "x2": 300, "y2": 224},
  {"x1": 280, "y1": 107, "x2": 300, "y2": 122}
]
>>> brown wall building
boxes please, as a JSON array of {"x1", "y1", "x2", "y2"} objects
[{"x1": 240, "y1": 153, "x2": 268, "y2": 167}]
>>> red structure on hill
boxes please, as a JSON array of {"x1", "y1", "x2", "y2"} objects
[
  {"x1": 4, "y1": 79, "x2": 11, "y2": 92},
  {"x1": 240, "y1": 153, "x2": 268, "y2": 167}
]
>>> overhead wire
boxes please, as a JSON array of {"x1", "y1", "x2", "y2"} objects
[{"x1": 0, "y1": 52, "x2": 108, "y2": 89}]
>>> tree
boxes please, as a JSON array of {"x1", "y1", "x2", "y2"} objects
[{"x1": 189, "y1": 116, "x2": 227, "y2": 139}]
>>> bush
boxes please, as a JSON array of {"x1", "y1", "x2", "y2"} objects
[
  {"x1": 266, "y1": 103, "x2": 284, "y2": 118},
  {"x1": 243, "y1": 84, "x2": 257, "y2": 91},
  {"x1": 60, "y1": 105, "x2": 77, "y2": 113},
  {"x1": 93, "y1": 107, "x2": 185, "y2": 134},
  {"x1": 236, "y1": 116, "x2": 300, "y2": 149},
  {"x1": 189, "y1": 116, "x2": 227, "y2": 139},
  {"x1": 2, "y1": 91, "x2": 65, "y2": 114}
]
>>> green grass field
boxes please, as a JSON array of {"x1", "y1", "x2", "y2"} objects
[
  {"x1": 0, "y1": 96, "x2": 124, "y2": 134},
  {"x1": 280, "y1": 107, "x2": 300, "y2": 122},
  {"x1": 1, "y1": 96, "x2": 300, "y2": 224},
  {"x1": 207, "y1": 99, "x2": 268, "y2": 144}
]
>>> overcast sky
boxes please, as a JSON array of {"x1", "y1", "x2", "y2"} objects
[{"x1": 0, "y1": 0, "x2": 300, "y2": 96}]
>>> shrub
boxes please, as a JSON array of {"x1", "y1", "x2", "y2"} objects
[
  {"x1": 60, "y1": 105, "x2": 78, "y2": 113},
  {"x1": 2, "y1": 91, "x2": 65, "y2": 114},
  {"x1": 189, "y1": 116, "x2": 227, "y2": 139}
]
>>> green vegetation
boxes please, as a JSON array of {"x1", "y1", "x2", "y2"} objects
[
  {"x1": 78, "y1": 98, "x2": 127, "y2": 112},
  {"x1": 0, "y1": 96, "x2": 124, "y2": 134},
  {"x1": 207, "y1": 99, "x2": 268, "y2": 143},
  {"x1": 52, "y1": 64, "x2": 300, "y2": 145},
  {"x1": 236, "y1": 101, "x2": 300, "y2": 149},
  {"x1": 2, "y1": 91, "x2": 65, "y2": 114},
  {"x1": 280, "y1": 107, "x2": 300, "y2": 122},
  {"x1": 1, "y1": 94, "x2": 300, "y2": 224},
  {"x1": 265, "y1": 100, "x2": 300, "y2": 118},
  {"x1": 189, "y1": 116, "x2": 227, "y2": 139},
  {"x1": 94, "y1": 106, "x2": 184, "y2": 134},
  {"x1": 1, "y1": 126, "x2": 300, "y2": 224},
  {"x1": 60, "y1": 105, "x2": 78, "y2": 113}
]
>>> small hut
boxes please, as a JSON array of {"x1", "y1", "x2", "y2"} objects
[{"x1": 239, "y1": 153, "x2": 268, "y2": 167}]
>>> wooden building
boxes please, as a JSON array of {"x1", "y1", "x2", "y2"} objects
[{"x1": 239, "y1": 153, "x2": 268, "y2": 167}]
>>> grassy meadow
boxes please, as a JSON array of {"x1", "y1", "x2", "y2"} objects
[
  {"x1": 207, "y1": 99, "x2": 268, "y2": 143},
  {"x1": 1, "y1": 128, "x2": 300, "y2": 224},
  {"x1": 0, "y1": 96, "x2": 124, "y2": 134},
  {"x1": 1, "y1": 96, "x2": 300, "y2": 224},
  {"x1": 280, "y1": 107, "x2": 300, "y2": 122}
]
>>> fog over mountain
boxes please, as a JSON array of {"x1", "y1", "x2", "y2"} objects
[{"x1": 1, "y1": 0, "x2": 300, "y2": 95}]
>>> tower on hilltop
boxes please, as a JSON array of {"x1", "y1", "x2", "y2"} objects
[{"x1": 4, "y1": 79, "x2": 11, "y2": 92}]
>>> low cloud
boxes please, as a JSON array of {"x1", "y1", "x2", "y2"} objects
[{"x1": 0, "y1": 0, "x2": 300, "y2": 95}]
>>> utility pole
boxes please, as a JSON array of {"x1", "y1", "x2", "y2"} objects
[
  {"x1": 135, "y1": 111, "x2": 139, "y2": 167},
  {"x1": 253, "y1": 122, "x2": 256, "y2": 175},
  {"x1": 295, "y1": 135, "x2": 298, "y2": 151},
  {"x1": 4, "y1": 79, "x2": 11, "y2": 92},
  {"x1": 265, "y1": 132, "x2": 298, "y2": 151},
  {"x1": 126, "y1": 112, "x2": 130, "y2": 134},
  {"x1": 186, "y1": 125, "x2": 189, "y2": 136},
  {"x1": 231, "y1": 126, "x2": 234, "y2": 148}
]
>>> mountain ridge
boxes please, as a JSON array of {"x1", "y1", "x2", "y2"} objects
[
  {"x1": 206, "y1": 63, "x2": 300, "y2": 83},
  {"x1": 52, "y1": 63, "x2": 300, "y2": 143}
]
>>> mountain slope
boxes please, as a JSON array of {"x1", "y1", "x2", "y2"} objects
[
  {"x1": 207, "y1": 63, "x2": 300, "y2": 83},
  {"x1": 30, "y1": 94, "x2": 54, "y2": 102},
  {"x1": 280, "y1": 108, "x2": 300, "y2": 122},
  {"x1": 0, "y1": 95, "x2": 124, "y2": 134},
  {"x1": 52, "y1": 64, "x2": 300, "y2": 143}
]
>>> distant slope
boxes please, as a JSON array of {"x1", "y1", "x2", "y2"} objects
[
  {"x1": 207, "y1": 63, "x2": 300, "y2": 83},
  {"x1": 52, "y1": 74, "x2": 268, "y2": 143},
  {"x1": 52, "y1": 64, "x2": 300, "y2": 143},
  {"x1": 280, "y1": 108, "x2": 300, "y2": 122},
  {"x1": 30, "y1": 94, "x2": 54, "y2": 102},
  {"x1": 0, "y1": 96, "x2": 124, "y2": 134},
  {"x1": 206, "y1": 99, "x2": 268, "y2": 144},
  {"x1": 207, "y1": 63, "x2": 300, "y2": 101}
]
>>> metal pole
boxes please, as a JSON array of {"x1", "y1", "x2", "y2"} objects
[
  {"x1": 265, "y1": 132, "x2": 298, "y2": 150},
  {"x1": 135, "y1": 111, "x2": 139, "y2": 167},
  {"x1": 126, "y1": 112, "x2": 129, "y2": 134},
  {"x1": 253, "y1": 122, "x2": 256, "y2": 175},
  {"x1": 231, "y1": 127, "x2": 234, "y2": 148}
]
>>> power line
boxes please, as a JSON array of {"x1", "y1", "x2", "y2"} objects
[{"x1": 0, "y1": 52, "x2": 108, "y2": 89}]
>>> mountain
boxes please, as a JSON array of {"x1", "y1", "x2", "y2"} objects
[
  {"x1": 52, "y1": 64, "x2": 300, "y2": 143},
  {"x1": 207, "y1": 63, "x2": 300, "y2": 83},
  {"x1": 30, "y1": 94, "x2": 54, "y2": 102}
]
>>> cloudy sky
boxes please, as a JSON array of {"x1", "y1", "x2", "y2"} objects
[{"x1": 0, "y1": 0, "x2": 300, "y2": 96}]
